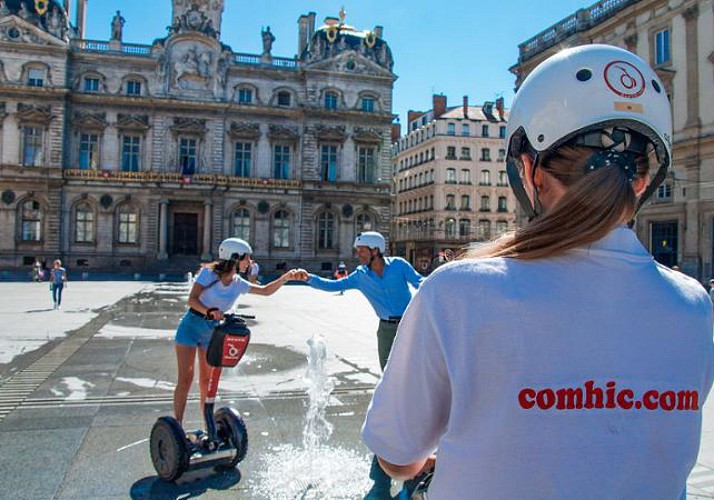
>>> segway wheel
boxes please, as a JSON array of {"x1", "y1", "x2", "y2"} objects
[
  {"x1": 215, "y1": 406, "x2": 248, "y2": 467},
  {"x1": 150, "y1": 416, "x2": 190, "y2": 481}
]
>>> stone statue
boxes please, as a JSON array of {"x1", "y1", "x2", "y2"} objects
[
  {"x1": 261, "y1": 26, "x2": 275, "y2": 56},
  {"x1": 0, "y1": 1, "x2": 10, "y2": 17},
  {"x1": 47, "y1": 7, "x2": 63, "y2": 38},
  {"x1": 18, "y1": 3, "x2": 33, "y2": 21},
  {"x1": 111, "y1": 10, "x2": 125, "y2": 41}
]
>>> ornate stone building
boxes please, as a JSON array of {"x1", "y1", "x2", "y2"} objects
[
  {"x1": 390, "y1": 94, "x2": 517, "y2": 272},
  {"x1": 509, "y1": 0, "x2": 714, "y2": 280},
  {"x1": 0, "y1": 0, "x2": 396, "y2": 276}
]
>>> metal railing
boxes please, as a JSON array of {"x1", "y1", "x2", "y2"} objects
[
  {"x1": 518, "y1": 0, "x2": 640, "y2": 61},
  {"x1": 234, "y1": 53, "x2": 299, "y2": 70},
  {"x1": 62, "y1": 169, "x2": 303, "y2": 189}
]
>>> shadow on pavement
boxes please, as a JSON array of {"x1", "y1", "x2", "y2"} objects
[{"x1": 129, "y1": 468, "x2": 241, "y2": 499}]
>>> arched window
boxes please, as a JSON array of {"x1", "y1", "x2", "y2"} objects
[
  {"x1": 74, "y1": 202, "x2": 94, "y2": 243},
  {"x1": 355, "y1": 212, "x2": 372, "y2": 232},
  {"x1": 20, "y1": 200, "x2": 41, "y2": 241},
  {"x1": 277, "y1": 91, "x2": 291, "y2": 107},
  {"x1": 445, "y1": 218, "x2": 456, "y2": 237},
  {"x1": 117, "y1": 204, "x2": 139, "y2": 244},
  {"x1": 232, "y1": 208, "x2": 251, "y2": 241},
  {"x1": 272, "y1": 210, "x2": 290, "y2": 248},
  {"x1": 317, "y1": 212, "x2": 335, "y2": 249}
]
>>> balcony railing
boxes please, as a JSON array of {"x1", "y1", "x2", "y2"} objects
[
  {"x1": 518, "y1": 0, "x2": 640, "y2": 61},
  {"x1": 234, "y1": 53, "x2": 299, "y2": 70},
  {"x1": 63, "y1": 169, "x2": 303, "y2": 189},
  {"x1": 71, "y1": 39, "x2": 153, "y2": 56}
]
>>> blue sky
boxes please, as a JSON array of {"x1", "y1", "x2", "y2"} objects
[{"x1": 79, "y1": 0, "x2": 593, "y2": 123}]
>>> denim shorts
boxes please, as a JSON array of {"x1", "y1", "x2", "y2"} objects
[{"x1": 175, "y1": 311, "x2": 218, "y2": 348}]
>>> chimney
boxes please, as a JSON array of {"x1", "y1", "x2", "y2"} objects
[
  {"x1": 391, "y1": 123, "x2": 402, "y2": 142},
  {"x1": 433, "y1": 94, "x2": 447, "y2": 119},
  {"x1": 76, "y1": 0, "x2": 87, "y2": 39},
  {"x1": 407, "y1": 110, "x2": 424, "y2": 126},
  {"x1": 307, "y1": 12, "x2": 316, "y2": 48},
  {"x1": 374, "y1": 25, "x2": 383, "y2": 39},
  {"x1": 298, "y1": 15, "x2": 309, "y2": 56},
  {"x1": 495, "y1": 97, "x2": 505, "y2": 120},
  {"x1": 463, "y1": 95, "x2": 469, "y2": 119}
]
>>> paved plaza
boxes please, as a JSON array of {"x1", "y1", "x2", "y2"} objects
[{"x1": 0, "y1": 280, "x2": 713, "y2": 499}]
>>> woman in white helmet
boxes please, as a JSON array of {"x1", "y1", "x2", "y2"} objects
[
  {"x1": 363, "y1": 45, "x2": 713, "y2": 498},
  {"x1": 173, "y1": 237, "x2": 296, "y2": 425}
]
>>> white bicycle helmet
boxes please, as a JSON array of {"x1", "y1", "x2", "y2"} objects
[
  {"x1": 354, "y1": 231, "x2": 386, "y2": 254},
  {"x1": 506, "y1": 44, "x2": 672, "y2": 218},
  {"x1": 218, "y1": 237, "x2": 252, "y2": 260}
]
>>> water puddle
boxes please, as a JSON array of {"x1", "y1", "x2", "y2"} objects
[{"x1": 250, "y1": 334, "x2": 371, "y2": 498}]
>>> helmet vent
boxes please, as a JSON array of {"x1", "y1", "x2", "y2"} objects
[
  {"x1": 576, "y1": 69, "x2": 592, "y2": 82},
  {"x1": 537, "y1": 134, "x2": 545, "y2": 143},
  {"x1": 651, "y1": 80, "x2": 662, "y2": 93}
]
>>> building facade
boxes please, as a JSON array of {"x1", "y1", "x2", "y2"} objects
[
  {"x1": 0, "y1": 0, "x2": 396, "y2": 276},
  {"x1": 390, "y1": 94, "x2": 517, "y2": 273},
  {"x1": 510, "y1": 0, "x2": 714, "y2": 280}
]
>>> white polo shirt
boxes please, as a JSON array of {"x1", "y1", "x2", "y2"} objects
[
  {"x1": 195, "y1": 267, "x2": 251, "y2": 312},
  {"x1": 362, "y1": 226, "x2": 714, "y2": 499}
]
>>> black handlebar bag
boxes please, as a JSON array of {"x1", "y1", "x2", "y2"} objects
[{"x1": 206, "y1": 318, "x2": 251, "y2": 368}]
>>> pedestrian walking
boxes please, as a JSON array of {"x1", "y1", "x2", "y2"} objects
[
  {"x1": 32, "y1": 257, "x2": 43, "y2": 282},
  {"x1": 172, "y1": 238, "x2": 297, "y2": 426},
  {"x1": 362, "y1": 45, "x2": 714, "y2": 499},
  {"x1": 49, "y1": 259, "x2": 67, "y2": 309},
  {"x1": 333, "y1": 261, "x2": 349, "y2": 295},
  {"x1": 248, "y1": 259, "x2": 260, "y2": 284},
  {"x1": 295, "y1": 231, "x2": 424, "y2": 499}
]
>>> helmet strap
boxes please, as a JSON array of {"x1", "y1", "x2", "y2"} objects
[{"x1": 506, "y1": 157, "x2": 540, "y2": 221}]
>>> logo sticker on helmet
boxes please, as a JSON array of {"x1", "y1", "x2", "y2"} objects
[{"x1": 604, "y1": 61, "x2": 645, "y2": 99}]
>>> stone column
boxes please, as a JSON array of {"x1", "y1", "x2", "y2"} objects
[
  {"x1": 683, "y1": 4, "x2": 700, "y2": 129},
  {"x1": 158, "y1": 199, "x2": 169, "y2": 259},
  {"x1": 202, "y1": 200, "x2": 213, "y2": 260}
]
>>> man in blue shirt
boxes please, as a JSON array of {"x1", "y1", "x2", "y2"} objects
[
  {"x1": 296, "y1": 231, "x2": 424, "y2": 499},
  {"x1": 298, "y1": 231, "x2": 423, "y2": 370}
]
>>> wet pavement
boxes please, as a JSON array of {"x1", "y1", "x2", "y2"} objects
[
  {"x1": 0, "y1": 281, "x2": 382, "y2": 499},
  {"x1": 2, "y1": 281, "x2": 714, "y2": 499}
]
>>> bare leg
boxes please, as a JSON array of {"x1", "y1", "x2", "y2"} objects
[
  {"x1": 174, "y1": 344, "x2": 197, "y2": 425},
  {"x1": 197, "y1": 347, "x2": 211, "y2": 417}
]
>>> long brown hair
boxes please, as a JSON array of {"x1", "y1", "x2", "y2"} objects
[
  {"x1": 464, "y1": 146, "x2": 650, "y2": 260},
  {"x1": 204, "y1": 259, "x2": 237, "y2": 278}
]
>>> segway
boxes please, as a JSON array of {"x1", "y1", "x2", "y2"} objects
[{"x1": 150, "y1": 314, "x2": 252, "y2": 482}]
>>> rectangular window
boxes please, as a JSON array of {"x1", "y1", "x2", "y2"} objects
[
  {"x1": 320, "y1": 145, "x2": 338, "y2": 182},
  {"x1": 121, "y1": 135, "x2": 141, "y2": 172},
  {"x1": 446, "y1": 194, "x2": 456, "y2": 210},
  {"x1": 358, "y1": 146, "x2": 376, "y2": 183},
  {"x1": 655, "y1": 28, "x2": 671, "y2": 66},
  {"x1": 498, "y1": 149, "x2": 506, "y2": 162},
  {"x1": 234, "y1": 142, "x2": 252, "y2": 177},
  {"x1": 118, "y1": 211, "x2": 138, "y2": 244},
  {"x1": 126, "y1": 80, "x2": 142, "y2": 96},
  {"x1": 479, "y1": 219, "x2": 491, "y2": 240},
  {"x1": 277, "y1": 92, "x2": 291, "y2": 107},
  {"x1": 27, "y1": 68, "x2": 44, "y2": 87},
  {"x1": 498, "y1": 196, "x2": 508, "y2": 212},
  {"x1": 83, "y1": 77, "x2": 100, "y2": 92},
  {"x1": 482, "y1": 125, "x2": 489, "y2": 137},
  {"x1": 499, "y1": 126, "x2": 506, "y2": 139},
  {"x1": 447, "y1": 123, "x2": 455, "y2": 136},
  {"x1": 446, "y1": 146, "x2": 456, "y2": 159},
  {"x1": 656, "y1": 183, "x2": 672, "y2": 200},
  {"x1": 461, "y1": 124, "x2": 470, "y2": 136},
  {"x1": 21, "y1": 126, "x2": 43, "y2": 166},
  {"x1": 461, "y1": 195, "x2": 470, "y2": 210},
  {"x1": 179, "y1": 138, "x2": 197, "y2": 175},
  {"x1": 459, "y1": 219, "x2": 470, "y2": 237},
  {"x1": 499, "y1": 170, "x2": 508, "y2": 186},
  {"x1": 75, "y1": 208, "x2": 94, "y2": 243},
  {"x1": 273, "y1": 145, "x2": 291, "y2": 179},
  {"x1": 480, "y1": 170, "x2": 491, "y2": 186},
  {"x1": 325, "y1": 92, "x2": 338, "y2": 110},
  {"x1": 21, "y1": 200, "x2": 41, "y2": 241},
  {"x1": 361, "y1": 97, "x2": 375, "y2": 112},
  {"x1": 651, "y1": 221, "x2": 678, "y2": 267},
  {"x1": 273, "y1": 211, "x2": 290, "y2": 248},
  {"x1": 317, "y1": 213, "x2": 335, "y2": 249},
  {"x1": 446, "y1": 168, "x2": 456, "y2": 184},
  {"x1": 238, "y1": 88, "x2": 253, "y2": 104},
  {"x1": 460, "y1": 147, "x2": 471, "y2": 160},
  {"x1": 480, "y1": 196, "x2": 491, "y2": 211},
  {"x1": 79, "y1": 133, "x2": 100, "y2": 170},
  {"x1": 496, "y1": 220, "x2": 508, "y2": 237},
  {"x1": 481, "y1": 148, "x2": 491, "y2": 161},
  {"x1": 460, "y1": 169, "x2": 471, "y2": 184}
]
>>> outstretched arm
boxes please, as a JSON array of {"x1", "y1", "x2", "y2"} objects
[
  {"x1": 249, "y1": 269, "x2": 297, "y2": 296},
  {"x1": 295, "y1": 268, "x2": 354, "y2": 292}
]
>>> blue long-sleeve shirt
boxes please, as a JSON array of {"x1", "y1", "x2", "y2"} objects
[{"x1": 306, "y1": 257, "x2": 424, "y2": 320}]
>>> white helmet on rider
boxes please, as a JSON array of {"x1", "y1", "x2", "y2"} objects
[
  {"x1": 218, "y1": 237, "x2": 252, "y2": 261},
  {"x1": 354, "y1": 231, "x2": 386, "y2": 254},
  {"x1": 506, "y1": 44, "x2": 672, "y2": 218}
]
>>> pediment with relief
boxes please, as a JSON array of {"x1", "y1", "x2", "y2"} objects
[
  {"x1": 305, "y1": 50, "x2": 394, "y2": 79},
  {"x1": 72, "y1": 112, "x2": 108, "y2": 130},
  {"x1": 170, "y1": 117, "x2": 207, "y2": 135},
  {"x1": 117, "y1": 114, "x2": 150, "y2": 132},
  {"x1": 315, "y1": 124, "x2": 346, "y2": 142},
  {"x1": 0, "y1": 15, "x2": 66, "y2": 46},
  {"x1": 268, "y1": 124, "x2": 299, "y2": 141},
  {"x1": 16, "y1": 103, "x2": 52, "y2": 123},
  {"x1": 228, "y1": 122, "x2": 260, "y2": 140},
  {"x1": 353, "y1": 127, "x2": 382, "y2": 143}
]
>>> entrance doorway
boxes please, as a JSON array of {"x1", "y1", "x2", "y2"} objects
[{"x1": 172, "y1": 213, "x2": 198, "y2": 255}]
